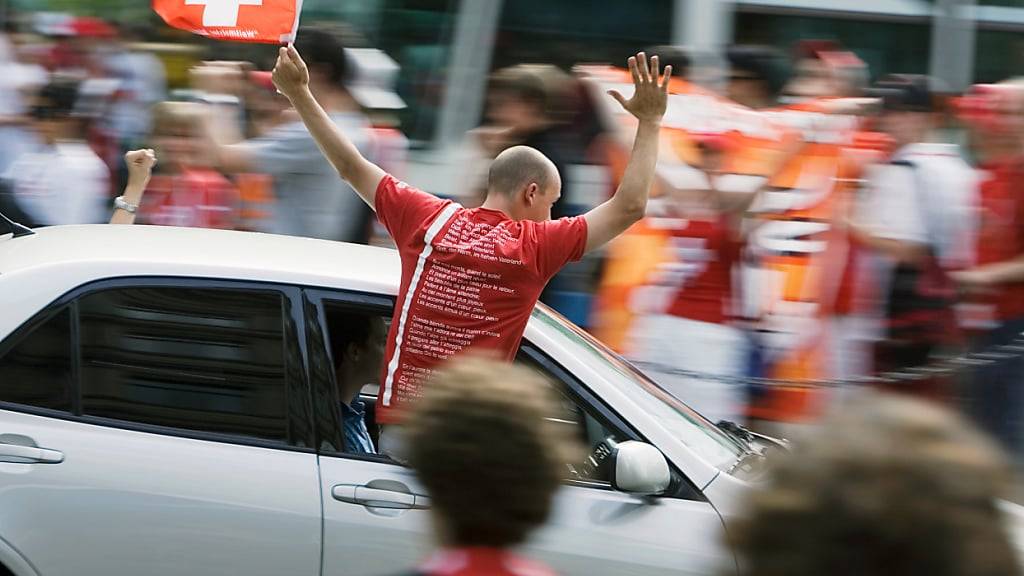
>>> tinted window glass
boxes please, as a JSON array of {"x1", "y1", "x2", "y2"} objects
[
  {"x1": 0, "y1": 307, "x2": 72, "y2": 411},
  {"x1": 78, "y1": 287, "x2": 290, "y2": 442}
]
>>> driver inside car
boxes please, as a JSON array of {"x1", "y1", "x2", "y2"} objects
[{"x1": 327, "y1": 312, "x2": 387, "y2": 454}]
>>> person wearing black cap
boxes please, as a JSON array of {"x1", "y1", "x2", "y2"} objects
[
  {"x1": 848, "y1": 74, "x2": 977, "y2": 382},
  {"x1": 725, "y1": 45, "x2": 785, "y2": 110}
]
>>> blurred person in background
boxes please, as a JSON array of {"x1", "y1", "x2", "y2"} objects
[
  {"x1": 469, "y1": 64, "x2": 584, "y2": 215},
  {"x1": 724, "y1": 45, "x2": 786, "y2": 110},
  {"x1": 136, "y1": 101, "x2": 240, "y2": 230},
  {"x1": 401, "y1": 357, "x2": 576, "y2": 576},
  {"x1": 244, "y1": 70, "x2": 291, "y2": 139},
  {"x1": 728, "y1": 390, "x2": 1020, "y2": 576},
  {"x1": 782, "y1": 40, "x2": 868, "y2": 103},
  {"x1": 1, "y1": 80, "x2": 108, "y2": 226},
  {"x1": 201, "y1": 25, "x2": 375, "y2": 243},
  {"x1": 847, "y1": 75, "x2": 976, "y2": 390},
  {"x1": 0, "y1": 28, "x2": 45, "y2": 175},
  {"x1": 952, "y1": 82, "x2": 1024, "y2": 455},
  {"x1": 104, "y1": 23, "x2": 167, "y2": 154},
  {"x1": 626, "y1": 133, "x2": 800, "y2": 424}
]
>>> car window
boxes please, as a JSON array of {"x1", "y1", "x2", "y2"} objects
[
  {"x1": 77, "y1": 286, "x2": 292, "y2": 443},
  {"x1": 0, "y1": 307, "x2": 73, "y2": 412},
  {"x1": 530, "y1": 306, "x2": 746, "y2": 471},
  {"x1": 518, "y1": 354, "x2": 626, "y2": 485},
  {"x1": 320, "y1": 302, "x2": 391, "y2": 455}
]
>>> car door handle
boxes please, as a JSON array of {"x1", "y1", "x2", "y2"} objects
[
  {"x1": 0, "y1": 442, "x2": 63, "y2": 464},
  {"x1": 332, "y1": 483, "x2": 430, "y2": 510}
]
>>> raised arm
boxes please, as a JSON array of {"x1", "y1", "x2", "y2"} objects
[
  {"x1": 110, "y1": 149, "x2": 156, "y2": 225},
  {"x1": 583, "y1": 52, "x2": 670, "y2": 253},
  {"x1": 272, "y1": 45, "x2": 386, "y2": 209}
]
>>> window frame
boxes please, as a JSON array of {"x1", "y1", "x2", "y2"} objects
[
  {"x1": 0, "y1": 276, "x2": 316, "y2": 453},
  {"x1": 304, "y1": 287, "x2": 396, "y2": 463},
  {"x1": 302, "y1": 286, "x2": 704, "y2": 501}
]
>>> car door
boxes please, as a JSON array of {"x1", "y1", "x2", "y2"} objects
[
  {"x1": 0, "y1": 278, "x2": 322, "y2": 576},
  {"x1": 304, "y1": 289, "x2": 433, "y2": 576},
  {"x1": 306, "y1": 289, "x2": 730, "y2": 576}
]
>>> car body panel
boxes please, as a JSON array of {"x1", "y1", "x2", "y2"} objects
[
  {"x1": 0, "y1": 225, "x2": 744, "y2": 575},
  {"x1": 0, "y1": 411, "x2": 322, "y2": 576}
]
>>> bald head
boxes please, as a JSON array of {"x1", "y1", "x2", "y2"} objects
[{"x1": 487, "y1": 146, "x2": 558, "y2": 198}]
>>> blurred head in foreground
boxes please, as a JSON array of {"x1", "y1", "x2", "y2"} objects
[
  {"x1": 730, "y1": 391, "x2": 1020, "y2": 576},
  {"x1": 405, "y1": 357, "x2": 573, "y2": 550}
]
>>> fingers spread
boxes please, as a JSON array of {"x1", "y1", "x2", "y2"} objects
[
  {"x1": 628, "y1": 56, "x2": 640, "y2": 86},
  {"x1": 662, "y1": 65, "x2": 673, "y2": 92},
  {"x1": 637, "y1": 51, "x2": 650, "y2": 83}
]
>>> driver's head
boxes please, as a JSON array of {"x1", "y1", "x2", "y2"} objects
[
  {"x1": 730, "y1": 391, "x2": 1017, "y2": 576},
  {"x1": 405, "y1": 356, "x2": 576, "y2": 548},
  {"x1": 486, "y1": 145, "x2": 561, "y2": 222},
  {"x1": 328, "y1": 312, "x2": 386, "y2": 401}
]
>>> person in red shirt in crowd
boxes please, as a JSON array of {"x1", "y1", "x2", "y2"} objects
[
  {"x1": 952, "y1": 82, "x2": 1024, "y2": 454},
  {"x1": 401, "y1": 358, "x2": 575, "y2": 576},
  {"x1": 626, "y1": 132, "x2": 798, "y2": 424},
  {"x1": 137, "y1": 102, "x2": 240, "y2": 230},
  {"x1": 272, "y1": 45, "x2": 670, "y2": 457}
]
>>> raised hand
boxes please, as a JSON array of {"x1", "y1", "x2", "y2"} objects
[
  {"x1": 125, "y1": 148, "x2": 156, "y2": 188},
  {"x1": 272, "y1": 44, "x2": 310, "y2": 101},
  {"x1": 608, "y1": 52, "x2": 671, "y2": 124}
]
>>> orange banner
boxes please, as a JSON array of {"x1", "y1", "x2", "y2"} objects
[{"x1": 580, "y1": 66, "x2": 875, "y2": 421}]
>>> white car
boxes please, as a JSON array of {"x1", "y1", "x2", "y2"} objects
[{"x1": 0, "y1": 224, "x2": 1014, "y2": 576}]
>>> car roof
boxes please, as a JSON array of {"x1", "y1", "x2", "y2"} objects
[{"x1": 0, "y1": 225, "x2": 403, "y2": 295}]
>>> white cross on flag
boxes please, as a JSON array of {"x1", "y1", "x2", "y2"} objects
[{"x1": 153, "y1": 0, "x2": 303, "y2": 44}]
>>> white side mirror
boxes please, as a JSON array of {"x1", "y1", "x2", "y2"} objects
[{"x1": 611, "y1": 441, "x2": 671, "y2": 495}]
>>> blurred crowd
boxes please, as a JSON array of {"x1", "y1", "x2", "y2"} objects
[{"x1": 2, "y1": 11, "x2": 1024, "y2": 465}]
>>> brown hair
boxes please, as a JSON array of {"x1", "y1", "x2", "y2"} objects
[
  {"x1": 404, "y1": 356, "x2": 575, "y2": 548},
  {"x1": 730, "y1": 391, "x2": 1020, "y2": 576}
]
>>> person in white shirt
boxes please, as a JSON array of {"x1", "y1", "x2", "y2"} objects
[
  {"x1": 3, "y1": 81, "x2": 109, "y2": 226},
  {"x1": 848, "y1": 74, "x2": 978, "y2": 380}
]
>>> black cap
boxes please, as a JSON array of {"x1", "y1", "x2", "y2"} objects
[{"x1": 868, "y1": 74, "x2": 934, "y2": 112}]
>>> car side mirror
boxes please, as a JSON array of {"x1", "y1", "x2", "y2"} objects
[{"x1": 610, "y1": 441, "x2": 671, "y2": 495}]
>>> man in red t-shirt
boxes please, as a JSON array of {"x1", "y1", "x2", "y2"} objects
[
  {"x1": 272, "y1": 45, "x2": 670, "y2": 451},
  {"x1": 952, "y1": 83, "x2": 1024, "y2": 453}
]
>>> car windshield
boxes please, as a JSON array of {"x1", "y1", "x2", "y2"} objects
[{"x1": 531, "y1": 307, "x2": 747, "y2": 471}]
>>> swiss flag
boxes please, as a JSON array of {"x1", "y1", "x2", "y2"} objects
[{"x1": 153, "y1": 0, "x2": 303, "y2": 44}]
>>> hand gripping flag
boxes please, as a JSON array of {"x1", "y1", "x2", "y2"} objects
[{"x1": 153, "y1": 0, "x2": 303, "y2": 44}]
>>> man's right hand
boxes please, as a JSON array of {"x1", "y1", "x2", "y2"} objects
[
  {"x1": 272, "y1": 45, "x2": 310, "y2": 101},
  {"x1": 608, "y1": 52, "x2": 671, "y2": 124}
]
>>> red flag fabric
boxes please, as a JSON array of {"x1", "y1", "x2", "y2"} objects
[{"x1": 153, "y1": 0, "x2": 303, "y2": 44}]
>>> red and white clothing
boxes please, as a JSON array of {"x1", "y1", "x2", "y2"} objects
[
  {"x1": 663, "y1": 214, "x2": 740, "y2": 324},
  {"x1": 626, "y1": 213, "x2": 745, "y2": 424},
  {"x1": 139, "y1": 168, "x2": 240, "y2": 230},
  {"x1": 968, "y1": 158, "x2": 1024, "y2": 325},
  {"x1": 417, "y1": 547, "x2": 555, "y2": 576},
  {"x1": 374, "y1": 174, "x2": 588, "y2": 424}
]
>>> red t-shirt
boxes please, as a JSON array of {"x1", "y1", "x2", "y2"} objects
[
  {"x1": 140, "y1": 168, "x2": 240, "y2": 230},
  {"x1": 973, "y1": 160, "x2": 1024, "y2": 321},
  {"x1": 374, "y1": 175, "x2": 588, "y2": 424},
  {"x1": 418, "y1": 548, "x2": 556, "y2": 576},
  {"x1": 664, "y1": 215, "x2": 740, "y2": 324}
]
